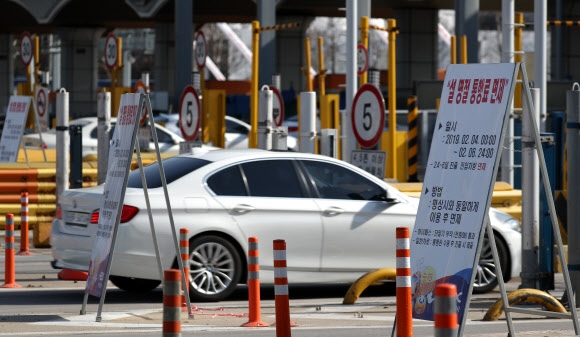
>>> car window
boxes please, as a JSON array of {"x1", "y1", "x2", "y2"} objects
[
  {"x1": 153, "y1": 128, "x2": 173, "y2": 143},
  {"x1": 240, "y1": 159, "x2": 304, "y2": 198},
  {"x1": 92, "y1": 123, "x2": 174, "y2": 144},
  {"x1": 90, "y1": 123, "x2": 115, "y2": 140},
  {"x1": 89, "y1": 125, "x2": 99, "y2": 139},
  {"x1": 226, "y1": 119, "x2": 249, "y2": 134},
  {"x1": 127, "y1": 157, "x2": 211, "y2": 188},
  {"x1": 206, "y1": 165, "x2": 247, "y2": 196},
  {"x1": 300, "y1": 160, "x2": 385, "y2": 200}
]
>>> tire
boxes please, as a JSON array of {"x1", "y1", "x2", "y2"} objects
[
  {"x1": 109, "y1": 275, "x2": 161, "y2": 293},
  {"x1": 186, "y1": 235, "x2": 242, "y2": 302},
  {"x1": 472, "y1": 233, "x2": 509, "y2": 294}
]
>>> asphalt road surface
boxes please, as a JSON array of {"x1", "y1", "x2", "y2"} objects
[{"x1": 1, "y1": 233, "x2": 579, "y2": 336}]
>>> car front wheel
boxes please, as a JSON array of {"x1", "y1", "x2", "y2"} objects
[
  {"x1": 186, "y1": 235, "x2": 242, "y2": 301},
  {"x1": 472, "y1": 233, "x2": 509, "y2": 294}
]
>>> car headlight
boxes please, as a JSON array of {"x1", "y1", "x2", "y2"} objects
[{"x1": 503, "y1": 217, "x2": 521, "y2": 233}]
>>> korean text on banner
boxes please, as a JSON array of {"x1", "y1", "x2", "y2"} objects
[
  {"x1": 410, "y1": 63, "x2": 517, "y2": 323},
  {"x1": 85, "y1": 93, "x2": 142, "y2": 298},
  {"x1": 0, "y1": 96, "x2": 31, "y2": 162}
]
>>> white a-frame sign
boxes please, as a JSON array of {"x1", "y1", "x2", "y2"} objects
[
  {"x1": 80, "y1": 93, "x2": 192, "y2": 321},
  {"x1": 408, "y1": 62, "x2": 579, "y2": 337}
]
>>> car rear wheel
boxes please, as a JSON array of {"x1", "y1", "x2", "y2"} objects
[
  {"x1": 473, "y1": 233, "x2": 509, "y2": 294},
  {"x1": 109, "y1": 275, "x2": 161, "y2": 293},
  {"x1": 187, "y1": 235, "x2": 242, "y2": 302}
]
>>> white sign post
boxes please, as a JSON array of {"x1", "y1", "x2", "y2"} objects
[
  {"x1": 350, "y1": 149, "x2": 386, "y2": 178},
  {"x1": 0, "y1": 96, "x2": 31, "y2": 162},
  {"x1": 409, "y1": 63, "x2": 517, "y2": 326},
  {"x1": 84, "y1": 94, "x2": 142, "y2": 312}
]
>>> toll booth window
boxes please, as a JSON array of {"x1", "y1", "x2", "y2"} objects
[
  {"x1": 300, "y1": 160, "x2": 384, "y2": 200},
  {"x1": 207, "y1": 165, "x2": 247, "y2": 196},
  {"x1": 241, "y1": 160, "x2": 304, "y2": 198}
]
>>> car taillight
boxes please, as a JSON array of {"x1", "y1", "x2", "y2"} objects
[
  {"x1": 288, "y1": 126, "x2": 298, "y2": 132},
  {"x1": 90, "y1": 205, "x2": 139, "y2": 224},
  {"x1": 56, "y1": 204, "x2": 62, "y2": 220}
]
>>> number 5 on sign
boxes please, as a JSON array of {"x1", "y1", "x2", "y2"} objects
[
  {"x1": 351, "y1": 84, "x2": 385, "y2": 148},
  {"x1": 178, "y1": 85, "x2": 201, "y2": 142}
]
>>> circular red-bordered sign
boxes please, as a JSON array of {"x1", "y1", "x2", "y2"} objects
[
  {"x1": 195, "y1": 31, "x2": 207, "y2": 69},
  {"x1": 104, "y1": 33, "x2": 118, "y2": 70},
  {"x1": 36, "y1": 87, "x2": 47, "y2": 117},
  {"x1": 351, "y1": 83, "x2": 385, "y2": 148},
  {"x1": 178, "y1": 85, "x2": 201, "y2": 141},
  {"x1": 269, "y1": 86, "x2": 285, "y2": 127},
  {"x1": 357, "y1": 44, "x2": 369, "y2": 76},
  {"x1": 20, "y1": 32, "x2": 33, "y2": 67}
]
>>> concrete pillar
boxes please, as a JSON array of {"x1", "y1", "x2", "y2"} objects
[
  {"x1": 395, "y1": 8, "x2": 438, "y2": 102},
  {"x1": 454, "y1": 0, "x2": 479, "y2": 63},
  {"x1": 58, "y1": 28, "x2": 104, "y2": 118},
  {"x1": 174, "y1": 0, "x2": 193, "y2": 109},
  {"x1": 154, "y1": 22, "x2": 174, "y2": 105},
  {"x1": 0, "y1": 34, "x2": 14, "y2": 113},
  {"x1": 276, "y1": 17, "x2": 313, "y2": 92},
  {"x1": 343, "y1": 0, "x2": 357, "y2": 163},
  {"x1": 257, "y1": 0, "x2": 276, "y2": 88}
]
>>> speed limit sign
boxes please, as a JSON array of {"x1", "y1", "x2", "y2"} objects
[
  {"x1": 195, "y1": 31, "x2": 207, "y2": 69},
  {"x1": 179, "y1": 85, "x2": 201, "y2": 141},
  {"x1": 357, "y1": 44, "x2": 368, "y2": 76},
  {"x1": 351, "y1": 84, "x2": 385, "y2": 148},
  {"x1": 20, "y1": 32, "x2": 33, "y2": 66},
  {"x1": 104, "y1": 33, "x2": 118, "y2": 70}
]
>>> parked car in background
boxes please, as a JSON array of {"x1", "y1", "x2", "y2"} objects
[
  {"x1": 51, "y1": 149, "x2": 522, "y2": 301},
  {"x1": 156, "y1": 113, "x2": 298, "y2": 150},
  {"x1": 22, "y1": 117, "x2": 186, "y2": 157}
]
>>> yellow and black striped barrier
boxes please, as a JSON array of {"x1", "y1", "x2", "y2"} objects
[
  {"x1": 547, "y1": 20, "x2": 580, "y2": 26},
  {"x1": 368, "y1": 24, "x2": 399, "y2": 34},
  {"x1": 407, "y1": 96, "x2": 419, "y2": 182},
  {"x1": 257, "y1": 22, "x2": 299, "y2": 33}
]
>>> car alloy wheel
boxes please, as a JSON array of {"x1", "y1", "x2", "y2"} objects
[
  {"x1": 473, "y1": 233, "x2": 509, "y2": 294},
  {"x1": 187, "y1": 235, "x2": 242, "y2": 301}
]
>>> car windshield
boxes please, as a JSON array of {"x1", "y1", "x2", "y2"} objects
[{"x1": 127, "y1": 156, "x2": 211, "y2": 188}]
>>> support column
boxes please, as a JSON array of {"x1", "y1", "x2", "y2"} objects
[
  {"x1": 277, "y1": 17, "x2": 313, "y2": 92},
  {"x1": 154, "y1": 22, "x2": 174, "y2": 105},
  {"x1": 454, "y1": 0, "x2": 479, "y2": 63},
  {"x1": 174, "y1": 0, "x2": 192, "y2": 109},
  {"x1": 343, "y1": 0, "x2": 358, "y2": 163},
  {"x1": 58, "y1": 28, "x2": 104, "y2": 118},
  {"x1": 0, "y1": 34, "x2": 14, "y2": 112},
  {"x1": 257, "y1": 0, "x2": 276, "y2": 87},
  {"x1": 395, "y1": 8, "x2": 439, "y2": 102}
]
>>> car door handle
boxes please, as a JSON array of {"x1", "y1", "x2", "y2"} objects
[
  {"x1": 323, "y1": 207, "x2": 344, "y2": 216},
  {"x1": 233, "y1": 204, "x2": 255, "y2": 213}
]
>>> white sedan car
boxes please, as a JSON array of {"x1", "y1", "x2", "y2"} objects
[
  {"x1": 51, "y1": 149, "x2": 521, "y2": 301},
  {"x1": 23, "y1": 117, "x2": 185, "y2": 157}
]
